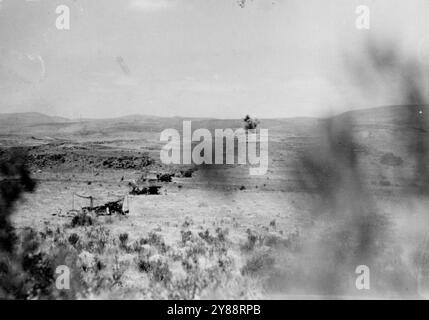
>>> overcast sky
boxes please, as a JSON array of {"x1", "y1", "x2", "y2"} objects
[{"x1": 1, "y1": 0, "x2": 429, "y2": 119}]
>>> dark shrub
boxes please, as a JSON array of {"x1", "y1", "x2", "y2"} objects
[
  {"x1": 380, "y1": 152, "x2": 403, "y2": 166},
  {"x1": 68, "y1": 233, "x2": 79, "y2": 246},
  {"x1": 119, "y1": 233, "x2": 129, "y2": 249},
  {"x1": 71, "y1": 213, "x2": 93, "y2": 227}
]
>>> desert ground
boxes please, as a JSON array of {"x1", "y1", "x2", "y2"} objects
[{"x1": 1, "y1": 105, "x2": 429, "y2": 299}]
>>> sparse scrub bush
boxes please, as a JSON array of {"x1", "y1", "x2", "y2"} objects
[
  {"x1": 137, "y1": 253, "x2": 172, "y2": 284},
  {"x1": 119, "y1": 233, "x2": 129, "y2": 250},
  {"x1": 241, "y1": 228, "x2": 300, "y2": 252},
  {"x1": 263, "y1": 230, "x2": 301, "y2": 250},
  {"x1": 131, "y1": 240, "x2": 141, "y2": 253},
  {"x1": 182, "y1": 217, "x2": 193, "y2": 228},
  {"x1": 199, "y1": 228, "x2": 226, "y2": 244},
  {"x1": 241, "y1": 250, "x2": 275, "y2": 276},
  {"x1": 380, "y1": 179, "x2": 391, "y2": 186},
  {"x1": 181, "y1": 230, "x2": 193, "y2": 244},
  {"x1": 216, "y1": 227, "x2": 228, "y2": 243},
  {"x1": 68, "y1": 233, "x2": 80, "y2": 247},
  {"x1": 240, "y1": 229, "x2": 261, "y2": 251},
  {"x1": 0, "y1": 225, "x2": 87, "y2": 299},
  {"x1": 198, "y1": 229, "x2": 215, "y2": 244},
  {"x1": 140, "y1": 232, "x2": 169, "y2": 254},
  {"x1": 263, "y1": 234, "x2": 286, "y2": 247},
  {"x1": 111, "y1": 255, "x2": 127, "y2": 285},
  {"x1": 1, "y1": 164, "x2": 263, "y2": 302},
  {"x1": 179, "y1": 168, "x2": 195, "y2": 178},
  {"x1": 0, "y1": 220, "x2": 262, "y2": 300},
  {"x1": 21, "y1": 249, "x2": 55, "y2": 298},
  {"x1": 70, "y1": 212, "x2": 93, "y2": 228},
  {"x1": 131, "y1": 225, "x2": 253, "y2": 299},
  {"x1": 81, "y1": 226, "x2": 111, "y2": 254},
  {"x1": 380, "y1": 152, "x2": 403, "y2": 166}
]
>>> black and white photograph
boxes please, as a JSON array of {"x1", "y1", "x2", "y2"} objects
[{"x1": 1, "y1": 0, "x2": 429, "y2": 305}]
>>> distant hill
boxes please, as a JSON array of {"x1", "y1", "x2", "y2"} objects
[
  {"x1": 333, "y1": 104, "x2": 429, "y2": 126},
  {"x1": 0, "y1": 112, "x2": 70, "y2": 127},
  {"x1": 1, "y1": 105, "x2": 428, "y2": 138}
]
